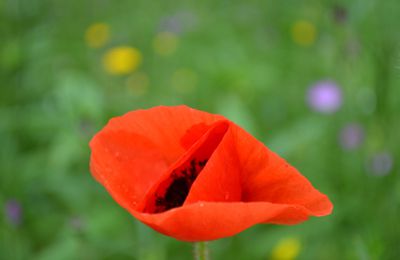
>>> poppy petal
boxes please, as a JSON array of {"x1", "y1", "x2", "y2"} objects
[
  {"x1": 102, "y1": 105, "x2": 224, "y2": 164},
  {"x1": 90, "y1": 130, "x2": 168, "y2": 208},
  {"x1": 230, "y1": 125, "x2": 333, "y2": 216},
  {"x1": 184, "y1": 125, "x2": 242, "y2": 204},
  {"x1": 90, "y1": 106, "x2": 223, "y2": 209},
  {"x1": 130, "y1": 201, "x2": 312, "y2": 242}
]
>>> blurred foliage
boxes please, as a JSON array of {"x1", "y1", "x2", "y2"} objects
[{"x1": 1, "y1": 0, "x2": 400, "y2": 259}]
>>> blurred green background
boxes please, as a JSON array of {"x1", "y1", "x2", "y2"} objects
[{"x1": 1, "y1": 0, "x2": 399, "y2": 259}]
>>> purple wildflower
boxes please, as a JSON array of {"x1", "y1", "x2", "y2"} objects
[
  {"x1": 332, "y1": 5, "x2": 347, "y2": 24},
  {"x1": 158, "y1": 11, "x2": 198, "y2": 35},
  {"x1": 368, "y1": 152, "x2": 393, "y2": 176},
  {"x1": 69, "y1": 216, "x2": 85, "y2": 231},
  {"x1": 339, "y1": 123, "x2": 365, "y2": 150},
  {"x1": 5, "y1": 199, "x2": 22, "y2": 226},
  {"x1": 307, "y1": 80, "x2": 342, "y2": 114},
  {"x1": 159, "y1": 16, "x2": 183, "y2": 34}
]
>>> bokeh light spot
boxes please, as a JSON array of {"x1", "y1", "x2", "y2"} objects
[
  {"x1": 126, "y1": 72, "x2": 149, "y2": 97},
  {"x1": 85, "y1": 23, "x2": 110, "y2": 48},
  {"x1": 5, "y1": 199, "x2": 22, "y2": 226},
  {"x1": 102, "y1": 46, "x2": 142, "y2": 75},
  {"x1": 291, "y1": 20, "x2": 316, "y2": 46},
  {"x1": 307, "y1": 80, "x2": 342, "y2": 114},
  {"x1": 339, "y1": 123, "x2": 365, "y2": 150},
  {"x1": 271, "y1": 237, "x2": 301, "y2": 260},
  {"x1": 367, "y1": 152, "x2": 393, "y2": 176},
  {"x1": 153, "y1": 31, "x2": 179, "y2": 56}
]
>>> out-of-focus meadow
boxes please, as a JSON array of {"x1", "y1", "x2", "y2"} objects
[{"x1": 1, "y1": 0, "x2": 399, "y2": 259}]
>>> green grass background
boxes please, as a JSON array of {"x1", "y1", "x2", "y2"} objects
[{"x1": 1, "y1": 0, "x2": 399, "y2": 259}]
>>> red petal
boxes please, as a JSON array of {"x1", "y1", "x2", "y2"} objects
[
  {"x1": 130, "y1": 201, "x2": 312, "y2": 242},
  {"x1": 184, "y1": 124, "x2": 242, "y2": 204},
  {"x1": 101, "y1": 105, "x2": 223, "y2": 164},
  {"x1": 231, "y1": 124, "x2": 333, "y2": 216},
  {"x1": 90, "y1": 131, "x2": 168, "y2": 209},
  {"x1": 89, "y1": 106, "x2": 223, "y2": 210}
]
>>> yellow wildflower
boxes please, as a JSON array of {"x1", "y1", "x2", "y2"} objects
[
  {"x1": 291, "y1": 20, "x2": 316, "y2": 46},
  {"x1": 85, "y1": 23, "x2": 110, "y2": 48},
  {"x1": 271, "y1": 237, "x2": 301, "y2": 260},
  {"x1": 153, "y1": 31, "x2": 179, "y2": 56},
  {"x1": 102, "y1": 46, "x2": 142, "y2": 75}
]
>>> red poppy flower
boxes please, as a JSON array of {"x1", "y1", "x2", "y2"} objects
[{"x1": 89, "y1": 105, "x2": 333, "y2": 241}]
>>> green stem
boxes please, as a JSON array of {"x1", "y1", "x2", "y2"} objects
[{"x1": 193, "y1": 242, "x2": 209, "y2": 260}]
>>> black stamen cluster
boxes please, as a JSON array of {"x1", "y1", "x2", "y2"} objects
[{"x1": 154, "y1": 158, "x2": 208, "y2": 212}]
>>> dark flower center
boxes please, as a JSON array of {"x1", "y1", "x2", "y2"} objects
[
  {"x1": 143, "y1": 121, "x2": 229, "y2": 214},
  {"x1": 154, "y1": 159, "x2": 207, "y2": 213}
]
